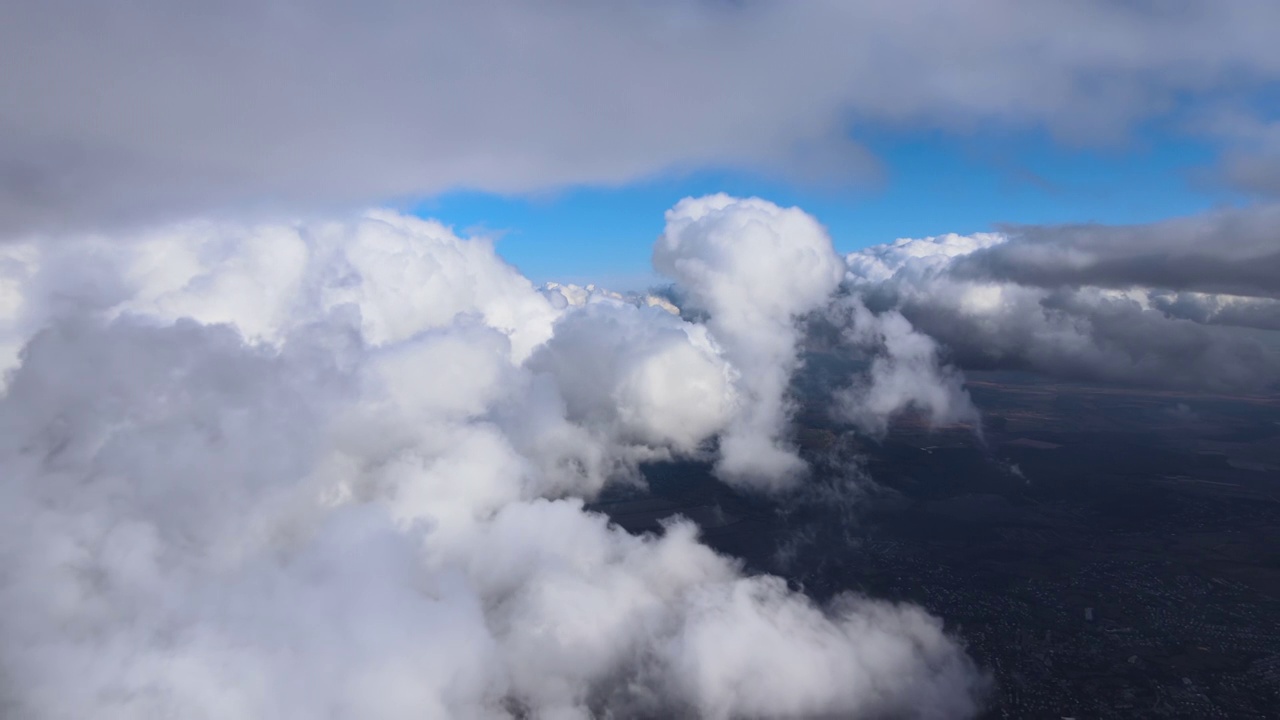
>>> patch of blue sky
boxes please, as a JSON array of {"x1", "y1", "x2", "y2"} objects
[{"x1": 412, "y1": 124, "x2": 1241, "y2": 289}]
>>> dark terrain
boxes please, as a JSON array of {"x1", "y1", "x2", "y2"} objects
[{"x1": 589, "y1": 371, "x2": 1280, "y2": 718}]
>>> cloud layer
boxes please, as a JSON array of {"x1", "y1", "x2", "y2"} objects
[
  {"x1": 0, "y1": 199, "x2": 985, "y2": 718},
  {"x1": 957, "y1": 204, "x2": 1280, "y2": 300},
  {"x1": 843, "y1": 206, "x2": 1280, "y2": 391},
  {"x1": 6, "y1": 0, "x2": 1280, "y2": 235}
]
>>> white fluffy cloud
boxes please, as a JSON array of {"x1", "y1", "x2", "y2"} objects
[
  {"x1": 655, "y1": 194, "x2": 845, "y2": 488},
  {"x1": 831, "y1": 296, "x2": 978, "y2": 436},
  {"x1": 528, "y1": 299, "x2": 736, "y2": 456},
  {"x1": 0, "y1": 201, "x2": 985, "y2": 719},
  {"x1": 0, "y1": 212, "x2": 560, "y2": 370}
]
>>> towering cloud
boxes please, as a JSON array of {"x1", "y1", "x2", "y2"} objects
[
  {"x1": 0, "y1": 202, "x2": 985, "y2": 719},
  {"x1": 654, "y1": 195, "x2": 845, "y2": 488}
]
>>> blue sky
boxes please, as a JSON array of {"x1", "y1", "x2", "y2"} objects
[{"x1": 414, "y1": 125, "x2": 1244, "y2": 289}]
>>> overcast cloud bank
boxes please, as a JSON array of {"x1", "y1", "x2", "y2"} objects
[
  {"x1": 843, "y1": 205, "x2": 1280, "y2": 392},
  {"x1": 6, "y1": 0, "x2": 1280, "y2": 234}
]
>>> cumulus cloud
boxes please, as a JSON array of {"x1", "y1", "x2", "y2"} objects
[
  {"x1": 829, "y1": 296, "x2": 978, "y2": 437},
  {"x1": 5, "y1": 0, "x2": 1280, "y2": 234},
  {"x1": 655, "y1": 195, "x2": 845, "y2": 488},
  {"x1": 0, "y1": 202, "x2": 985, "y2": 719},
  {"x1": 843, "y1": 214, "x2": 1280, "y2": 391},
  {"x1": 528, "y1": 300, "x2": 735, "y2": 457}
]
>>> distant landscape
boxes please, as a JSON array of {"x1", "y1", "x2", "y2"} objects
[{"x1": 596, "y1": 369, "x2": 1280, "y2": 718}]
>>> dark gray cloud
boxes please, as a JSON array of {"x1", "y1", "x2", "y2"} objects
[
  {"x1": 1199, "y1": 109, "x2": 1280, "y2": 197},
  {"x1": 1148, "y1": 290, "x2": 1280, "y2": 331},
  {"x1": 1225, "y1": 158, "x2": 1280, "y2": 196},
  {"x1": 5, "y1": 0, "x2": 1280, "y2": 234},
  {"x1": 955, "y1": 204, "x2": 1280, "y2": 299},
  {"x1": 844, "y1": 220, "x2": 1280, "y2": 393},
  {"x1": 911, "y1": 289, "x2": 1278, "y2": 391}
]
